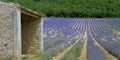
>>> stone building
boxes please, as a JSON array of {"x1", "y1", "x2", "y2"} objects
[{"x1": 0, "y1": 1, "x2": 43, "y2": 60}]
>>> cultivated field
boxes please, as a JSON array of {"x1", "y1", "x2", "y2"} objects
[
  {"x1": 43, "y1": 18, "x2": 120, "y2": 60},
  {"x1": 22, "y1": 18, "x2": 120, "y2": 60}
]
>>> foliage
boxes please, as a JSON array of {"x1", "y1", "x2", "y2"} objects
[
  {"x1": 61, "y1": 45, "x2": 82, "y2": 60},
  {"x1": 0, "y1": 57, "x2": 12, "y2": 60},
  {"x1": 4, "y1": 0, "x2": 120, "y2": 18},
  {"x1": 22, "y1": 53, "x2": 52, "y2": 60}
]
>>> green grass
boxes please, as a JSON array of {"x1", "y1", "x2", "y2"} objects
[
  {"x1": 61, "y1": 45, "x2": 82, "y2": 60},
  {"x1": 0, "y1": 57, "x2": 12, "y2": 60},
  {"x1": 22, "y1": 53, "x2": 52, "y2": 60}
]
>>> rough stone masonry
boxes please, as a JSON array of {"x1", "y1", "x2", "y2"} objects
[
  {"x1": 0, "y1": 1, "x2": 42, "y2": 60},
  {"x1": 0, "y1": 2, "x2": 16, "y2": 59}
]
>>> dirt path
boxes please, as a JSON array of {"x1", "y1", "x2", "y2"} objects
[
  {"x1": 78, "y1": 30, "x2": 87, "y2": 60},
  {"x1": 50, "y1": 34, "x2": 84, "y2": 60},
  {"x1": 88, "y1": 24, "x2": 118, "y2": 60}
]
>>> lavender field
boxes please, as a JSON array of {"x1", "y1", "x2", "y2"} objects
[{"x1": 42, "y1": 18, "x2": 120, "y2": 60}]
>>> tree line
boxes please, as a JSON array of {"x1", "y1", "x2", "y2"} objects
[{"x1": 4, "y1": 0, "x2": 120, "y2": 18}]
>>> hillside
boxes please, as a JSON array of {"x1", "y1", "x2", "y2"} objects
[{"x1": 4, "y1": 0, "x2": 120, "y2": 18}]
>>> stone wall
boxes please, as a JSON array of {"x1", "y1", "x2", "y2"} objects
[
  {"x1": 21, "y1": 13, "x2": 41, "y2": 55},
  {"x1": 0, "y1": 1, "x2": 42, "y2": 59},
  {"x1": 0, "y1": 2, "x2": 17, "y2": 59}
]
